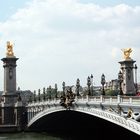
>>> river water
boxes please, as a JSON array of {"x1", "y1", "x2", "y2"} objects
[
  {"x1": 0, "y1": 132, "x2": 73, "y2": 140},
  {"x1": 0, "y1": 130, "x2": 139, "y2": 140}
]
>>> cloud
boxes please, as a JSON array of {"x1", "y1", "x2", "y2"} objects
[
  {"x1": 111, "y1": 48, "x2": 119, "y2": 58},
  {"x1": 0, "y1": 0, "x2": 140, "y2": 91}
]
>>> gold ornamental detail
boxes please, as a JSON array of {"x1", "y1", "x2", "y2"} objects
[
  {"x1": 6, "y1": 41, "x2": 14, "y2": 57},
  {"x1": 121, "y1": 48, "x2": 132, "y2": 60}
]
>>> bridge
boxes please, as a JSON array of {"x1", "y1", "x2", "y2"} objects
[
  {"x1": 0, "y1": 42, "x2": 139, "y2": 138},
  {"x1": 27, "y1": 95, "x2": 140, "y2": 135}
]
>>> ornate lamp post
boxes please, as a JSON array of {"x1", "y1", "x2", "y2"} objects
[
  {"x1": 62, "y1": 81, "x2": 65, "y2": 96},
  {"x1": 55, "y1": 83, "x2": 58, "y2": 98},
  {"x1": 118, "y1": 71, "x2": 123, "y2": 95},
  {"x1": 47, "y1": 86, "x2": 52, "y2": 99},
  {"x1": 90, "y1": 74, "x2": 93, "y2": 96},
  {"x1": 101, "y1": 74, "x2": 106, "y2": 95},
  {"x1": 87, "y1": 76, "x2": 91, "y2": 96},
  {"x1": 134, "y1": 64, "x2": 138, "y2": 94},
  {"x1": 38, "y1": 89, "x2": 41, "y2": 102},
  {"x1": 76, "y1": 78, "x2": 80, "y2": 96},
  {"x1": 43, "y1": 87, "x2": 46, "y2": 101}
]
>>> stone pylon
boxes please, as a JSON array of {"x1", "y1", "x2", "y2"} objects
[
  {"x1": 119, "y1": 48, "x2": 136, "y2": 95},
  {"x1": 1, "y1": 41, "x2": 19, "y2": 125}
]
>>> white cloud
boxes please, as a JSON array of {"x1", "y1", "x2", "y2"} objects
[
  {"x1": 111, "y1": 48, "x2": 119, "y2": 58},
  {"x1": 0, "y1": 0, "x2": 140, "y2": 91}
]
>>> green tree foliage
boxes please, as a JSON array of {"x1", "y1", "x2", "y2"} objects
[{"x1": 105, "y1": 89, "x2": 118, "y2": 96}]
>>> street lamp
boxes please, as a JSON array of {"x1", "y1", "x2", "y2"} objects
[
  {"x1": 43, "y1": 87, "x2": 46, "y2": 101},
  {"x1": 134, "y1": 64, "x2": 138, "y2": 94},
  {"x1": 76, "y1": 78, "x2": 80, "y2": 96},
  {"x1": 38, "y1": 89, "x2": 41, "y2": 102},
  {"x1": 54, "y1": 83, "x2": 58, "y2": 98},
  {"x1": 87, "y1": 76, "x2": 91, "y2": 96},
  {"x1": 118, "y1": 71, "x2": 123, "y2": 95},
  {"x1": 48, "y1": 85, "x2": 52, "y2": 99},
  {"x1": 90, "y1": 74, "x2": 93, "y2": 96},
  {"x1": 101, "y1": 74, "x2": 106, "y2": 95},
  {"x1": 62, "y1": 81, "x2": 65, "y2": 96}
]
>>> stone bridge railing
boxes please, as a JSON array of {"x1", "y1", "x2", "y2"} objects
[
  {"x1": 74, "y1": 95, "x2": 140, "y2": 104},
  {"x1": 27, "y1": 95, "x2": 140, "y2": 122},
  {"x1": 27, "y1": 95, "x2": 140, "y2": 106}
]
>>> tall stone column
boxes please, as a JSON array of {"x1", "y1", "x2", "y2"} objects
[
  {"x1": 119, "y1": 48, "x2": 136, "y2": 95},
  {"x1": 1, "y1": 41, "x2": 18, "y2": 125}
]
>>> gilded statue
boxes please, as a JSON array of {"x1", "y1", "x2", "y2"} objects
[
  {"x1": 121, "y1": 48, "x2": 132, "y2": 60},
  {"x1": 6, "y1": 41, "x2": 14, "y2": 57}
]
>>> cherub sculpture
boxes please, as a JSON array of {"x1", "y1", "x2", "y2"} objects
[
  {"x1": 121, "y1": 48, "x2": 132, "y2": 60},
  {"x1": 6, "y1": 41, "x2": 14, "y2": 57}
]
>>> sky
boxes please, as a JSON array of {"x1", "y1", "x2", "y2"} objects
[{"x1": 0, "y1": 0, "x2": 140, "y2": 92}]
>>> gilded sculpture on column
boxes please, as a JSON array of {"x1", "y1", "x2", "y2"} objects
[
  {"x1": 121, "y1": 48, "x2": 132, "y2": 60},
  {"x1": 6, "y1": 41, "x2": 14, "y2": 57}
]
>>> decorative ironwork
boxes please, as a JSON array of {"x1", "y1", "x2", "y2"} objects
[{"x1": 60, "y1": 86, "x2": 75, "y2": 109}]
